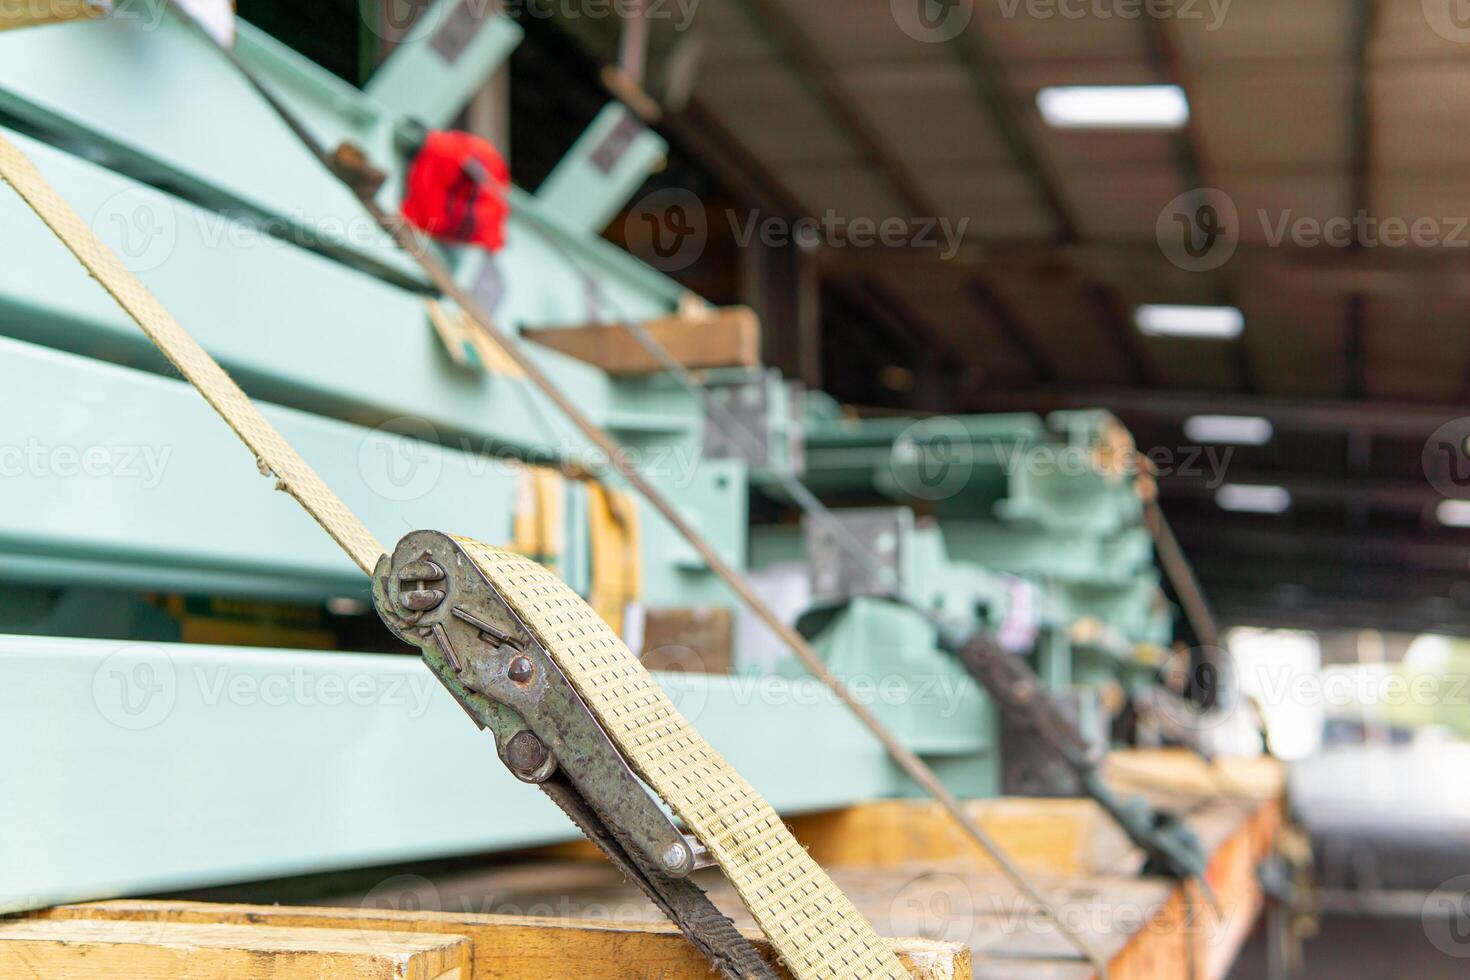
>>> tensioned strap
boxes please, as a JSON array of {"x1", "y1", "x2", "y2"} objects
[
  {"x1": 458, "y1": 539, "x2": 905, "y2": 977},
  {"x1": 0, "y1": 133, "x2": 909, "y2": 978}
]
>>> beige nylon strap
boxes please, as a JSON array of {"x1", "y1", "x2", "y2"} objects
[
  {"x1": 0, "y1": 135, "x2": 384, "y2": 575},
  {"x1": 455, "y1": 538, "x2": 907, "y2": 979},
  {"x1": 0, "y1": 133, "x2": 909, "y2": 979}
]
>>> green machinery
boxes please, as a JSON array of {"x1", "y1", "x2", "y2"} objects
[
  {"x1": 736, "y1": 385, "x2": 1173, "y2": 667},
  {"x1": 0, "y1": 1, "x2": 1189, "y2": 914}
]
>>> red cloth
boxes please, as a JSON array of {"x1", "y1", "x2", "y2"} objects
[{"x1": 401, "y1": 130, "x2": 510, "y2": 251}]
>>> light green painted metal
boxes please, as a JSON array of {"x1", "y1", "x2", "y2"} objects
[
  {"x1": 799, "y1": 395, "x2": 1143, "y2": 534},
  {"x1": 0, "y1": 633, "x2": 905, "y2": 912},
  {"x1": 0, "y1": 8, "x2": 753, "y2": 616},
  {"x1": 363, "y1": 4, "x2": 524, "y2": 128},
  {"x1": 536, "y1": 102, "x2": 667, "y2": 235},
  {"x1": 0, "y1": 335, "x2": 744, "y2": 609},
  {"x1": 0, "y1": 128, "x2": 688, "y2": 463},
  {"x1": 798, "y1": 599, "x2": 999, "y2": 799},
  {"x1": 762, "y1": 402, "x2": 1174, "y2": 668},
  {"x1": 0, "y1": 9, "x2": 421, "y2": 281},
  {"x1": 939, "y1": 520, "x2": 1154, "y2": 587}
]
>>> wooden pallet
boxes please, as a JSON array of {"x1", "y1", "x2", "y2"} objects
[
  {"x1": 24, "y1": 905, "x2": 969, "y2": 979},
  {"x1": 379, "y1": 751, "x2": 1284, "y2": 980},
  {"x1": 18, "y1": 751, "x2": 1281, "y2": 979}
]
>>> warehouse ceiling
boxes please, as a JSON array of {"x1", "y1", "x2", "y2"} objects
[{"x1": 509, "y1": 0, "x2": 1470, "y2": 638}]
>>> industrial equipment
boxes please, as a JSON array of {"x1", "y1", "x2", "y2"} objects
[{"x1": 0, "y1": 4, "x2": 1279, "y2": 978}]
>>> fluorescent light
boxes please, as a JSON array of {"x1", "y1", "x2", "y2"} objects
[
  {"x1": 1184, "y1": 415, "x2": 1274, "y2": 446},
  {"x1": 1136, "y1": 304, "x2": 1244, "y2": 340},
  {"x1": 1437, "y1": 500, "x2": 1470, "y2": 528},
  {"x1": 1217, "y1": 484, "x2": 1291, "y2": 514},
  {"x1": 1036, "y1": 85, "x2": 1190, "y2": 130}
]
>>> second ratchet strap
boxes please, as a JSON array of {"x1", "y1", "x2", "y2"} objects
[{"x1": 0, "y1": 133, "x2": 907, "y2": 979}]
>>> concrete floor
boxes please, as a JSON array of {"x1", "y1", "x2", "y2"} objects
[
  {"x1": 1229, "y1": 742, "x2": 1470, "y2": 978},
  {"x1": 1231, "y1": 914, "x2": 1469, "y2": 979}
]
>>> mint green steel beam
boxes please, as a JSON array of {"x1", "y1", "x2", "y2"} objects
[
  {"x1": 0, "y1": 129, "x2": 694, "y2": 465},
  {"x1": 364, "y1": 5, "x2": 524, "y2": 129},
  {"x1": 0, "y1": 634, "x2": 902, "y2": 912},
  {"x1": 0, "y1": 335, "x2": 745, "y2": 605},
  {"x1": 537, "y1": 103, "x2": 667, "y2": 234},
  {"x1": 0, "y1": 9, "x2": 421, "y2": 282}
]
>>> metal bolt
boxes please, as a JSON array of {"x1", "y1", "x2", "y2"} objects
[
  {"x1": 400, "y1": 589, "x2": 446, "y2": 612},
  {"x1": 505, "y1": 730, "x2": 550, "y2": 777},
  {"x1": 507, "y1": 655, "x2": 534, "y2": 684},
  {"x1": 398, "y1": 559, "x2": 445, "y2": 583},
  {"x1": 397, "y1": 558, "x2": 447, "y2": 614},
  {"x1": 661, "y1": 842, "x2": 692, "y2": 875}
]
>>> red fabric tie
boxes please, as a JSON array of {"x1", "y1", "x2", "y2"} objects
[{"x1": 401, "y1": 130, "x2": 511, "y2": 252}]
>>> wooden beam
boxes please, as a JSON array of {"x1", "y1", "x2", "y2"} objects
[
  {"x1": 1346, "y1": 0, "x2": 1377, "y2": 402},
  {"x1": 0, "y1": 0, "x2": 109, "y2": 31},
  {"x1": 523, "y1": 304, "x2": 760, "y2": 375},
  {"x1": 663, "y1": 103, "x2": 945, "y2": 378},
  {"x1": 35, "y1": 902, "x2": 972, "y2": 980},
  {"x1": 789, "y1": 797, "x2": 1130, "y2": 877},
  {"x1": 1104, "y1": 749, "x2": 1286, "y2": 801},
  {"x1": 965, "y1": 279, "x2": 1056, "y2": 385},
  {"x1": 1140, "y1": 14, "x2": 1255, "y2": 395},
  {"x1": 798, "y1": 784, "x2": 1283, "y2": 980},
  {"x1": 1170, "y1": 522, "x2": 1470, "y2": 574},
  {"x1": 731, "y1": 0, "x2": 944, "y2": 223},
  {"x1": 0, "y1": 919, "x2": 469, "y2": 979},
  {"x1": 944, "y1": 21, "x2": 1078, "y2": 244}
]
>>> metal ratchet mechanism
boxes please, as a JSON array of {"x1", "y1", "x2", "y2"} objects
[
  {"x1": 956, "y1": 632, "x2": 1213, "y2": 894},
  {"x1": 373, "y1": 530, "x2": 778, "y2": 980}
]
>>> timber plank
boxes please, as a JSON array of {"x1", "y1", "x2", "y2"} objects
[
  {"x1": 789, "y1": 798, "x2": 1132, "y2": 876},
  {"x1": 524, "y1": 306, "x2": 760, "y2": 375},
  {"x1": 0, "y1": 0, "x2": 108, "y2": 31},
  {"x1": 0, "y1": 918, "x2": 468, "y2": 979},
  {"x1": 1104, "y1": 750, "x2": 1285, "y2": 801},
  {"x1": 38, "y1": 901, "x2": 971, "y2": 980},
  {"x1": 325, "y1": 789, "x2": 1279, "y2": 979}
]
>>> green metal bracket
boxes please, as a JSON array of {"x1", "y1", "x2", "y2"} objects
[
  {"x1": 364, "y1": 2, "x2": 524, "y2": 129},
  {"x1": 537, "y1": 102, "x2": 668, "y2": 235}
]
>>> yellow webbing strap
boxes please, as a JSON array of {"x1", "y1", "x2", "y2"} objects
[
  {"x1": 587, "y1": 481, "x2": 640, "y2": 635},
  {"x1": 0, "y1": 133, "x2": 910, "y2": 979},
  {"x1": 455, "y1": 539, "x2": 903, "y2": 978},
  {"x1": 511, "y1": 465, "x2": 565, "y2": 572}
]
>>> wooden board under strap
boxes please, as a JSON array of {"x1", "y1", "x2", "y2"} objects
[
  {"x1": 0, "y1": 919, "x2": 470, "y2": 980},
  {"x1": 524, "y1": 305, "x2": 760, "y2": 376},
  {"x1": 35, "y1": 902, "x2": 971, "y2": 980}
]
